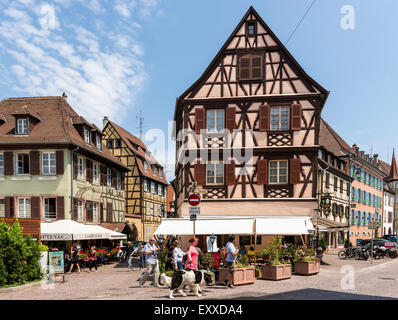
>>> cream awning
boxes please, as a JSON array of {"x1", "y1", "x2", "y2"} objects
[
  {"x1": 41, "y1": 220, "x2": 110, "y2": 241},
  {"x1": 153, "y1": 218, "x2": 255, "y2": 235},
  {"x1": 85, "y1": 225, "x2": 127, "y2": 240},
  {"x1": 255, "y1": 216, "x2": 314, "y2": 235}
]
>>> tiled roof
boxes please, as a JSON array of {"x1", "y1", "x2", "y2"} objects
[
  {"x1": 100, "y1": 223, "x2": 127, "y2": 233},
  {"x1": 319, "y1": 118, "x2": 353, "y2": 157},
  {"x1": 106, "y1": 120, "x2": 168, "y2": 185},
  {"x1": 0, "y1": 96, "x2": 128, "y2": 171},
  {"x1": 10, "y1": 104, "x2": 41, "y2": 121},
  {"x1": 387, "y1": 153, "x2": 398, "y2": 181}
]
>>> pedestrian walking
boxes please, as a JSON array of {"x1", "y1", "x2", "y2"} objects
[
  {"x1": 125, "y1": 242, "x2": 134, "y2": 271},
  {"x1": 172, "y1": 240, "x2": 185, "y2": 270},
  {"x1": 67, "y1": 245, "x2": 81, "y2": 274},
  {"x1": 88, "y1": 246, "x2": 98, "y2": 272},
  {"x1": 138, "y1": 237, "x2": 160, "y2": 287},
  {"x1": 223, "y1": 235, "x2": 238, "y2": 288},
  {"x1": 138, "y1": 243, "x2": 145, "y2": 269},
  {"x1": 185, "y1": 237, "x2": 199, "y2": 271}
]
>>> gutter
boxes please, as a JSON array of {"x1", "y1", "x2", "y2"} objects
[{"x1": 71, "y1": 146, "x2": 79, "y2": 220}]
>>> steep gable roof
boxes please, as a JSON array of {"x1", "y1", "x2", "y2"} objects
[
  {"x1": 319, "y1": 118, "x2": 353, "y2": 157},
  {"x1": 387, "y1": 151, "x2": 398, "y2": 181}
]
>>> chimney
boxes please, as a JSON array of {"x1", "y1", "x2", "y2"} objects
[
  {"x1": 374, "y1": 154, "x2": 379, "y2": 163},
  {"x1": 353, "y1": 144, "x2": 359, "y2": 156},
  {"x1": 62, "y1": 92, "x2": 68, "y2": 99},
  {"x1": 103, "y1": 116, "x2": 109, "y2": 129}
]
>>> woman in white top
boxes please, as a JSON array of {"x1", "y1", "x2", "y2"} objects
[{"x1": 172, "y1": 240, "x2": 185, "y2": 270}]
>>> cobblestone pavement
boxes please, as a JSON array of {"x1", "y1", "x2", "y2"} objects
[{"x1": 1, "y1": 255, "x2": 397, "y2": 300}]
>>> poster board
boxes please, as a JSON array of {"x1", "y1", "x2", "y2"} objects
[
  {"x1": 49, "y1": 251, "x2": 64, "y2": 274},
  {"x1": 206, "y1": 236, "x2": 218, "y2": 253}
]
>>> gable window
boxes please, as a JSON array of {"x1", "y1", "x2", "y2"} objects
[
  {"x1": 115, "y1": 139, "x2": 122, "y2": 148},
  {"x1": 107, "y1": 168, "x2": 112, "y2": 186},
  {"x1": 206, "y1": 162, "x2": 224, "y2": 185},
  {"x1": 270, "y1": 106, "x2": 289, "y2": 131},
  {"x1": 78, "y1": 200, "x2": 83, "y2": 220},
  {"x1": 152, "y1": 165, "x2": 157, "y2": 176},
  {"x1": 16, "y1": 118, "x2": 28, "y2": 135},
  {"x1": 207, "y1": 109, "x2": 225, "y2": 132},
  {"x1": 96, "y1": 134, "x2": 102, "y2": 150},
  {"x1": 117, "y1": 172, "x2": 121, "y2": 189},
  {"x1": 43, "y1": 198, "x2": 56, "y2": 219},
  {"x1": 269, "y1": 160, "x2": 288, "y2": 184},
  {"x1": 239, "y1": 54, "x2": 263, "y2": 80},
  {"x1": 0, "y1": 154, "x2": 3, "y2": 175},
  {"x1": 84, "y1": 127, "x2": 91, "y2": 144},
  {"x1": 42, "y1": 152, "x2": 56, "y2": 175},
  {"x1": 107, "y1": 140, "x2": 113, "y2": 149},
  {"x1": 143, "y1": 160, "x2": 148, "y2": 171},
  {"x1": 247, "y1": 21, "x2": 256, "y2": 36},
  {"x1": 16, "y1": 153, "x2": 30, "y2": 175},
  {"x1": 93, "y1": 163, "x2": 99, "y2": 183},
  {"x1": 78, "y1": 157, "x2": 84, "y2": 178},
  {"x1": 17, "y1": 198, "x2": 31, "y2": 218}
]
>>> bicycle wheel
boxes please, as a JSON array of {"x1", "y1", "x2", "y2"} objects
[{"x1": 338, "y1": 250, "x2": 347, "y2": 260}]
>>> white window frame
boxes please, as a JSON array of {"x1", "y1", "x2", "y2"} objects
[
  {"x1": 77, "y1": 157, "x2": 84, "y2": 178},
  {"x1": 270, "y1": 106, "x2": 289, "y2": 131},
  {"x1": 96, "y1": 134, "x2": 102, "y2": 150},
  {"x1": 93, "y1": 162, "x2": 99, "y2": 184},
  {"x1": 78, "y1": 200, "x2": 83, "y2": 221},
  {"x1": 154, "y1": 203, "x2": 158, "y2": 216},
  {"x1": 16, "y1": 153, "x2": 30, "y2": 175},
  {"x1": 17, "y1": 197, "x2": 31, "y2": 218},
  {"x1": 145, "y1": 201, "x2": 150, "y2": 216},
  {"x1": 107, "y1": 168, "x2": 112, "y2": 187},
  {"x1": 93, "y1": 202, "x2": 98, "y2": 222},
  {"x1": 143, "y1": 160, "x2": 148, "y2": 171},
  {"x1": 43, "y1": 198, "x2": 56, "y2": 219},
  {"x1": 16, "y1": 118, "x2": 28, "y2": 135},
  {"x1": 0, "y1": 199, "x2": 5, "y2": 218},
  {"x1": 42, "y1": 152, "x2": 56, "y2": 175},
  {"x1": 269, "y1": 160, "x2": 288, "y2": 184},
  {"x1": 206, "y1": 109, "x2": 225, "y2": 132},
  {"x1": 151, "y1": 181, "x2": 155, "y2": 194},
  {"x1": 84, "y1": 127, "x2": 91, "y2": 144},
  {"x1": 143, "y1": 179, "x2": 148, "y2": 192},
  {"x1": 145, "y1": 226, "x2": 151, "y2": 242},
  {"x1": 0, "y1": 153, "x2": 3, "y2": 175},
  {"x1": 206, "y1": 161, "x2": 224, "y2": 185},
  {"x1": 117, "y1": 172, "x2": 121, "y2": 189}
]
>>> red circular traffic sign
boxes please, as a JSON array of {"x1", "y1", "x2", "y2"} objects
[{"x1": 188, "y1": 193, "x2": 200, "y2": 206}]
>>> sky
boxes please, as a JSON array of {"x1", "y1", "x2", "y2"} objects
[{"x1": 0, "y1": 0, "x2": 397, "y2": 181}]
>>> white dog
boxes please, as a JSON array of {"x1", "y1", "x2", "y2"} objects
[{"x1": 160, "y1": 270, "x2": 213, "y2": 299}]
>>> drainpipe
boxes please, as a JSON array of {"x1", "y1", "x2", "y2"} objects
[{"x1": 71, "y1": 146, "x2": 79, "y2": 220}]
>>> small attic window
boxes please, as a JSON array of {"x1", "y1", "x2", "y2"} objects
[
  {"x1": 247, "y1": 21, "x2": 256, "y2": 36},
  {"x1": 84, "y1": 127, "x2": 91, "y2": 144},
  {"x1": 16, "y1": 118, "x2": 28, "y2": 135}
]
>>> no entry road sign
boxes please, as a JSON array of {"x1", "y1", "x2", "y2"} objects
[{"x1": 188, "y1": 193, "x2": 200, "y2": 206}]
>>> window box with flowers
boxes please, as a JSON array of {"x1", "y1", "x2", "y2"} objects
[{"x1": 218, "y1": 254, "x2": 255, "y2": 286}]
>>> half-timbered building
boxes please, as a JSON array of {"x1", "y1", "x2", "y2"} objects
[
  {"x1": 102, "y1": 119, "x2": 168, "y2": 242},
  {"x1": 173, "y1": 7, "x2": 329, "y2": 247}
]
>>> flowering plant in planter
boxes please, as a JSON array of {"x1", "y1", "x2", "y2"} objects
[
  {"x1": 78, "y1": 252, "x2": 88, "y2": 259},
  {"x1": 110, "y1": 248, "x2": 119, "y2": 255}
]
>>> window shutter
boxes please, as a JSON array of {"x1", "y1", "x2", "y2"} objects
[
  {"x1": 289, "y1": 158, "x2": 301, "y2": 184},
  {"x1": 30, "y1": 151, "x2": 40, "y2": 175},
  {"x1": 290, "y1": 104, "x2": 302, "y2": 131},
  {"x1": 251, "y1": 56, "x2": 262, "y2": 79},
  {"x1": 259, "y1": 105, "x2": 270, "y2": 132},
  {"x1": 31, "y1": 197, "x2": 41, "y2": 219},
  {"x1": 225, "y1": 162, "x2": 236, "y2": 186},
  {"x1": 4, "y1": 152, "x2": 13, "y2": 175},
  {"x1": 86, "y1": 159, "x2": 90, "y2": 182},
  {"x1": 106, "y1": 203, "x2": 113, "y2": 222},
  {"x1": 195, "y1": 108, "x2": 205, "y2": 134},
  {"x1": 194, "y1": 163, "x2": 205, "y2": 186},
  {"x1": 57, "y1": 196, "x2": 64, "y2": 220},
  {"x1": 100, "y1": 202, "x2": 104, "y2": 223},
  {"x1": 56, "y1": 151, "x2": 64, "y2": 175},
  {"x1": 256, "y1": 159, "x2": 267, "y2": 185},
  {"x1": 226, "y1": 107, "x2": 236, "y2": 132},
  {"x1": 4, "y1": 196, "x2": 14, "y2": 218},
  {"x1": 73, "y1": 198, "x2": 78, "y2": 221},
  {"x1": 239, "y1": 56, "x2": 251, "y2": 80},
  {"x1": 73, "y1": 154, "x2": 78, "y2": 179}
]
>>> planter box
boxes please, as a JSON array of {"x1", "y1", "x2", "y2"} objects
[
  {"x1": 218, "y1": 267, "x2": 255, "y2": 286},
  {"x1": 294, "y1": 260, "x2": 320, "y2": 275},
  {"x1": 261, "y1": 264, "x2": 292, "y2": 281}
]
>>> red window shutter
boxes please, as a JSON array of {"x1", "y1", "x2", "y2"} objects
[
  {"x1": 30, "y1": 151, "x2": 40, "y2": 175},
  {"x1": 4, "y1": 196, "x2": 14, "y2": 218},
  {"x1": 225, "y1": 162, "x2": 236, "y2": 186},
  {"x1": 106, "y1": 203, "x2": 113, "y2": 222},
  {"x1": 73, "y1": 198, "x2": 78, "y2": 221},
  {"x1": 31, "y1": 197, "x2": 41, "y2": 219},
  {"x1": 4, "y1": 152, "x2": 13, "y2": 175},
  {"x1": 57, "y1": 196, "x2": 64, "y2": 220},
  {"x1": 56, "y1": 151, "x2": 64, "y2": 175},
  {"x1": 100, "y1": 203, "x2": 104, "y2": 223},
  {"x1": 226, "y1": 107, "x2": 236, "y2": 132},
  {"x1": 194, "y1": 163, "x2": 205, "y2": 186},
  {"x1": 257, "y1": 159, "x2": 268, "y2": 185},
  {"x1": 195, "y1": 108, "x2": 205, "y2": 134},
  {"x1": 290, "y1": 158, "x2": 301, "y2": 184},
  {"x1": 259, "y1": 105, "x2": 270, "y2": 132},
  {"x1": 290, "y1": 104, "x2": 302, "y2": 131},
  {"x1": 73, "y1": 154, "x2": 78, "y2": 179}
]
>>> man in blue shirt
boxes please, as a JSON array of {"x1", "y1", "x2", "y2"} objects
[
  {"x1": 223, "y1": 235, "x2": 238, "y2": 288},
  {"x1": 138, "y1": 237, "x2": 160, "y2": 287}
]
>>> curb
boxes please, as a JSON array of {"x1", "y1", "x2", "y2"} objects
[
  {"x1": 359, "y1": 259, "x2": 398, "y2": 273},
  {"x1": 0, "y1": 281, "x2": 42, "y2": 294}
]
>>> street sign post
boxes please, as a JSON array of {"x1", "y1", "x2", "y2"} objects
[
  {"x1": 188, "y1": 193, "x2": 201, "y2": 237},
  {"x1": 188, "y1": 193, "x2": 200, "y2": 206}
]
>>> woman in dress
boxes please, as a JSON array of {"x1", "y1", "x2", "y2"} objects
[
  {"x1": 185, "y1": 237, "x2": 199, "y2": 271},
  {"x1": 67, "y1": 245, "x2": 81, "y2": 274}
]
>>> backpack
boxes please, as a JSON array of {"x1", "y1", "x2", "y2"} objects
[{"x1": 221, "y1": 248, "x2": 226, "y2": 260}]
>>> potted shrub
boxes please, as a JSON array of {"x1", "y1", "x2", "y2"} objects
[
  {"x1": 261, "y1": 237, "x2": 292, "y2": 281},
  {"x1": 294, "y1": 248, "x2": 320, "y2": 276},
  {"x1": 218, "y1": 254, "x2": 255, "y2": 286}
]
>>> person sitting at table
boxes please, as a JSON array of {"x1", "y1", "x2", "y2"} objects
[{"x1": 238, "y1": 246, "x2": 247, "y2": 255}]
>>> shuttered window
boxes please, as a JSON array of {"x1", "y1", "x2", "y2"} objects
[
  {"x1": 195, "y1": 108, "x2": 206, "y2": 134},
  {"x1": 207, "y1": 109, "x2": 224, "y2": 132},
  {"x1": 259, "y1": 105, "x2": 270, "y2": 132},
  {"x1": 239, "y1": 54, "x2": 263, "y2": 80},
  {"x1": 206, "y1": 162, "x2": 224, "y2": 185},
  {"x1": 107, "y1": 168, "x2": 112, "y2": 186},
  {"x1": 77, "y1": 157, "x2": 84, "y2": 178},
  {"x1": 16, "y1": 153, "x2": 29, "y2": 175},
  {"x1": 270, "y1": 106, "x2": 289, "y2": 131},
  {"x1": 42, "y1": 152, "x2": 56, "y2": 175},
  {"x1": 269, "y1": 160, "x2": 288, "y2": 184},
  {"x1": 17, "y1": 198, "x2": 31, "y2": 218},
  {"x1": 43, "y1": 198, "x2": 56, "y2": 219},
  {"x1": 194, "y1": 163, "x2": 205, "y2": 186},
  {"x1": 256, "y1": 159, "x2": 267, "y2": 185}
]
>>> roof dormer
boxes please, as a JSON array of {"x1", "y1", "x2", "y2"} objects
[{"x1": 11, "y1": 105, "x2": 41, "y2": 135}]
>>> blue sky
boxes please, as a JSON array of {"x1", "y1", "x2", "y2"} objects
[{"x1": 0, "y1": 0, "x2": 397, "y2": 180}]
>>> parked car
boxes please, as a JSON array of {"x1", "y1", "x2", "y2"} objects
[
  {"x1": 357, "y1": 239, "x2": 396, "y2": 249},
  {"x1": 132, "y1": 241, "x2": 147, "y2": 256},
  {"x1": 382, "y1": 235, "x2": 397, "y2": 243}
]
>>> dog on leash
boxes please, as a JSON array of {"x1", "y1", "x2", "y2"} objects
[{"x1": 160, "y1": 269, "x2": 213, "y2": 299}]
